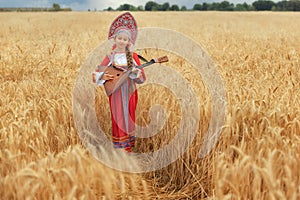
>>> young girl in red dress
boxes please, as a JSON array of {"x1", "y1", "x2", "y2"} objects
[{"x1": 92, "y1": 12, "x2": 146, "y2": 153}]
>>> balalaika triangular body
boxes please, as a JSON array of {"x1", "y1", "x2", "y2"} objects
[{"x1": 98, "y1": 56, "x2": 168, "y2": 96}]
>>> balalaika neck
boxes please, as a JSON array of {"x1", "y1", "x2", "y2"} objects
[{"x1": 136, "y1": 59, "x2": 156, "y2": 70}]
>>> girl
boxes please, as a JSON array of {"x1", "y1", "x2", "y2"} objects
[{"x1": 92, "y1": 12, "x2": 146, "y2": 153}]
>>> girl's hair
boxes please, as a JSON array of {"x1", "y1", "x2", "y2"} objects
[{"x1": 125, "y1": 46, "x2": 133, "y2": 69}]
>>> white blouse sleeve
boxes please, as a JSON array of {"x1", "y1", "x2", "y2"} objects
[{"x1": 93, "y1": 71, "x2": 106, "y2": 86}]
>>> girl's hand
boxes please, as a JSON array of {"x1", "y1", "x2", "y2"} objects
[
  {"x1": 102, "y1": 73, "x2": 114, "y2": 81},
  {"x1": 131, "y1": 68, "x2": 142, "y2": 79},
  {"x1": 131, "y1": 67, "x2": 138, "y2": 73}
]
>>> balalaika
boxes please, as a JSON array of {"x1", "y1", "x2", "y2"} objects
[{"x1": 98, "y1": 56, "x2": 168, "y2": 96}]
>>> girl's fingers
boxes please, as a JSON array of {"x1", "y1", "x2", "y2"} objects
[{"x1": 104, "y1": 74, "x2": 114, "y2": 80}]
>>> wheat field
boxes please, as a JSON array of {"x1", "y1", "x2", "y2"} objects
[{"x1": 1, "y1": 11, "x2": 300, "y2": 199}]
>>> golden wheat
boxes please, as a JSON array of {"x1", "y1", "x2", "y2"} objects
[{"x1": 1, "y1": 11, "x2": 300, "y2": 199}]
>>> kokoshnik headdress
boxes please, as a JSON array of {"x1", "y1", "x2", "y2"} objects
[{"x1": 108, "y1": 12, "x2": 138, "y2": 45}]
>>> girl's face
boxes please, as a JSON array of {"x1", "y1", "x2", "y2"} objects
[{"x1": 114, "y1": 32, "x2": 130, "y2": 51}]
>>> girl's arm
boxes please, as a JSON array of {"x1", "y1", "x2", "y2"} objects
[
  {"x1": 92, "y1": 55, "x2": 112, "y2": 86},
  {"x1": 130, "y1": 52, "x2": 146, "y2": 84}
]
